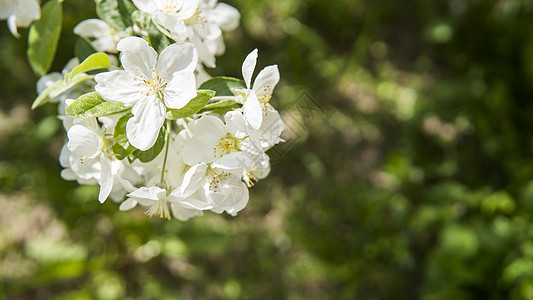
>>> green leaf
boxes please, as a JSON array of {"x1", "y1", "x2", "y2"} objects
[
  {"x1": 117, "y1": 0, "x2": 136, "y2": 28},
  {"x1": 66, "y1": 53, "x2": 109, "y2": 83},
  {"x1": 31, "y1": 73, "x2": 94, "y2": 110},
  {"x1": 31, "y1": 79, "x2": 64, "y2": 110},
  {"x1": 199, "y1": 77, "x2": 247, "y2": 97},
  {"x1": 27, "y1": 0, "x2": 63, "y2": 76},
  {"x1": 148, "y1": 21, "x2": 171, "y2": 53},
  {"x1": 74, "y1": 37, "x2": 97, "y2": 62},
  {"x1": 96, "y1": 0, "x2": 134, "y2": 31},
  {"x1": 112, "y1": 113, "x2": 136, "y2": 160},
  {"x1": 199, "y1": 99, "x2": 241, "y2": 115},
  {"x1": 166, "y1": 90, "x2": 216, "y2": 119},
  {"x1": 130, "y1": 125, "x2": 168, "y2": 163},
  {"x1": 66, "y1": 92, "x2": 128, "y2": 119}
]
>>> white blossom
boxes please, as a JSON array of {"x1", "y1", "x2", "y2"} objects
[
  {"x1": 238, "y1": 49, "x2": 280, "y2": 130},
  {"x1": 132, "y1": 0, "x2": 200, "y2": 36},
  {"x1": 74, "y1": 19, "x2": 132, "y2": 53},
  {"x1": 95, "y1": 36, "x2": 198, "y2": 151}
]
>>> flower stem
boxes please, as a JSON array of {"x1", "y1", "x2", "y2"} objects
[
  {"x1": 181, "y1": 118, "x2": 193, "y2": 138},
  {"x1": 159, "y1": 120, "x2": 171, "y2": 186}
]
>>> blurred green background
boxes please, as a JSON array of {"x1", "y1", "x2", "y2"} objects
[{"x1": 2, "y1": 0, "x2": 533, "y2": 299}]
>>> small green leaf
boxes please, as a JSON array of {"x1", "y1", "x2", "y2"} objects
[
  {"x1": 130, "y1": 125, "x2": 168, "y2": 163},
  {"x1": 166, "y1": 90, "x2": 216, "y2": 120},
  {"x1": 74, "y1": 37, "x2": 97, "y2": 62},
  {"x1": 31, "y1": 79, "x2": 64, "y2": 110},
  {"x1": 96, "y1": 0, "x2": 131, "y2": 31},
  {"x1": 66, "y1": 53, "x2": 109, "y2": 83},
  {"x1": 199, "y1": 99, "x2": 240, "y2": 114},
  {"x1": 66, "y1": 92, "x2": 128, "y2": 119},
  {"x1": 199, "y1": 77, "x2": 246, "y2": 97},
  {"x1": 117, "y1": 0, "x2": 136, "y2": 28},
  {"x1": 27, "y1": 0, "x2": 63, "y2": 76},
  {"x1": 112, "y1": 113, "x2": 136, "y2": 160},
  {"x1": 31, "y1": 73, "x2": 94, "y2": 110}
]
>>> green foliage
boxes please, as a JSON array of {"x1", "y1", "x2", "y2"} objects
[
  {"x1": 65, "y1": 92, "x2": 127, "y2": 119},
  {"x1": 96, "y1": 0, "x2": 135, "y2": 31},
  {"x1": 112, "y1": 113, "x2": 136, "y2": 160},
  {"x1": 131, "y1": 123, "x2": 168, "y2": 162},
  {"x1": 65, "y1": 53, "x2": 109, "y2": 83},
  {"x1": 31, "y1": 73, "x2": 94, "y2": 109},
  {"x1": 199, "y1": 76, "x2": 247, "y2": 96},
  {"x1": 27, "y1": 0, "x2": 62, "y2": 76},
  {"x1": 74, "y1": 37, "x2": 97, "y2": 62},
  {"x1": 165, "y1": 90, "x2": 216, "y2": 119}
]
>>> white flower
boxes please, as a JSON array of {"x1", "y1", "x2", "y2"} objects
[
  {"x1": 238, "y1": 49, "x2": 280, "y2": 130},
  {"x1": 74, "y1": 19, "x2": 131, "y2": 53},
  {"x1": 132, "y1": 0, "x2": 200, "y2": 35},
  {"x1": 64, "y1": 118, "x2": 115, "y2": 202},
  {"x1": 181, "y1": 112, "x2": 268, "y2": 170},
  {"x1": 120, "y1": 186, "x2": 211, "y2": 220},
  {"x1": 0, "y1": 0, "x2": 40, "y2": 37},
  {"x1": 181, "y1": 163, "x2": 249, "y2": 216},
  {"x1": 94, "y1": 36, "x2": 198, "y2": 151},
  {"x1": 173, "y1": 0, "x2": 240, "y2": 68},
  {"x1": 255, "y1": 104, "x2": 284, "y2": 150}
]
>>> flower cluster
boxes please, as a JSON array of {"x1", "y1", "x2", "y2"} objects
[{"x1": 32, "y1": 0, "x2": 284, "y2": 221}]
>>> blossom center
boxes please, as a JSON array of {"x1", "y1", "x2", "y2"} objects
[
  {"x1": 207, "y1": 168, "x2": 230, "y2": 193},
  {"x1": 146, "y1": 197, "x2": 171, "y2": 220},
  {"x1": 212, "y1": 133, "x2": 240, "y2": 158},
  {"x1": 160, "y1": 0, "x2": 180, "y2": 13},
  {"x1": 185, "y1": 9, "x2": 207, "y2": 27},
  {"x1": 135, "y1": 68, "x2": 168, "y2": 99}
]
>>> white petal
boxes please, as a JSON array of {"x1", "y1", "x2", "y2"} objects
[
  {"x1": 176, "y1": 0, "x2": 200, "y2": 19},
  {"x1": 95, "y1": 70, "x2": 146, "y2": 106},
  {"x1": 117, "y1": 37, "x2": 157, "y2": 79},
  {"x1": 0, "y1": 2, "x2": 16, "y2": 19},
  {"x1": 253, "y1": 65, "x2": 280, "y2": 97},
  {"x1": 189, "y1": 34, "x2": 216, "y2": 68},
  {"x1": 242, "y1": 49, "x2": 258, "y2": 89},
  {"x1": 157, "y1": 42, "x2": 198, "y2": 75},
  {"x1": 212, "y1": 152, "x2": 254, "y2": 169},
  {"x1": 127, "y1": 97, "x2": 166, "y2": 151},
  {"x1": 163, "y1": 70, "x2": 197, "y2": 109},
  {"x1": 98, "y1": 156, "x2": 113, "y2": 203},
  {"x1": 208, "y1": 180, "x2": 249, "y2": 215},
  {"x1": 170, "y1": 204, "x2": 203, "y2": 221},
  {"x1": 13, "y1": 0, "x2": 40, "y2": 27},
  {"x1": 224, "y1": 111, "x2": 247, "y2": 139},
  {"x1": 154, "y1": 12, "x2": 186, "y2": 34},
  {"x1": 182, "y1": 139, "x2": 217, "y2": 165},
  {"x1": 132, "y1": 0, "x2": 158, "y2": 14},
  {"x1": 179, "y1": 163, "x2": 207, "y2": 197},
  {"x1": 211, "y1": 3, "x2": 240, "y2": 31},
  {"x1": 61, "y1": 169, "x2": 78, "y2": 181},
  {"x1": 258, "y1": 105, "x2": 284, "y2": 149},
  {"x1": 188, "y1": 115, "x2": 226, "y2": 143},
  {"x1": 7, "y1": 16, "x2": 19, "y2": 37},
  {"x1": 243, "y1": 91, "x2": 263, "y2": 129},
  {"x1": 74, "y1": 19, "x2": 110, "y2": 38},
  {"x1": 67, "y1": 124, "x2": 100, "y2": 158},
  {"x1": 127, "y1": 186, "x2": 165, "y2": 200},
  {"x1": 119, "y1": 198, "x2": 138, "y2": 211}
]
